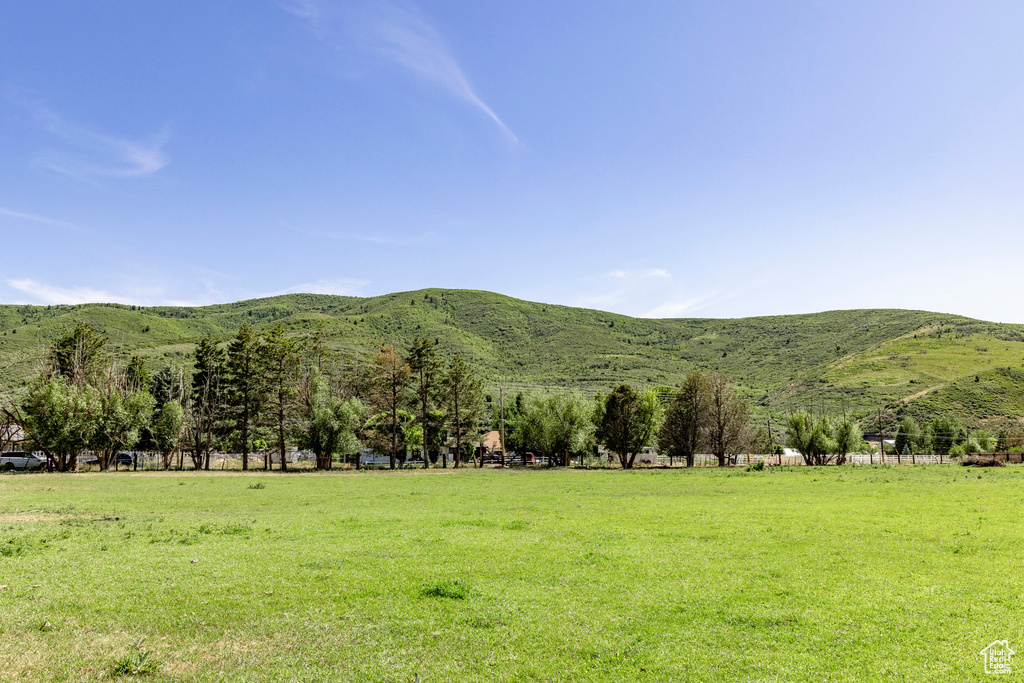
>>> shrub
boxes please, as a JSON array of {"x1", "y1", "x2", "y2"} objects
[
  {"x1": 109, "y1": 649, "x2": 160, "y2": 677},
  {"x1": 745, "y1": 461, "x2": 765, "y2": 472},
  {"x1": 420, "y1": 580, "x2": 471, "y2": 599}
]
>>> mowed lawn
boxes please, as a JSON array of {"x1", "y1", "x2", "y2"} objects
[{"x1": 1, "y1": 466, "x2": 1022, "y2": 682}]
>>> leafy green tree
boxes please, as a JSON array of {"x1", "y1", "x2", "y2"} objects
[
  {"x1": 224, "y1": 323, "x2": 267, "y2": 471},
  {"x1": 930, "y1": 416, "x2": 966, "y2": 456},
  {"x1": 598, "y1": 384, "x2": 660, "y2": 469},
  {"x1": 833, "y1": 416, "x2": 862, "y2": 465},
  {"x1": 263, "y1": 324, "x2": 301, "y2": 471},
  {"x1": 657, "y1": 371, "x2": 710, "y2": 467},
  {"x1": 786, "y1": 411, "x2": 841, "y2": 465},
  {"x1": 297, "y1": 369, "x2": 364, "y2": 470},
  {"x1": 705, "y1": 372, "x2": 750, "y2": 467},
  {"x1": 406, "y1": 337, "x2": 440, "y2": 469},
  {"x1": 516, "y1": 392, "x2": 593, "y2": 467},
  {"x1": 92, "y1": 385, "x2": 155, "y2": 470},
  {"x1": 441, "y1": 354, "x2": 484, "y2": 468},
  {"x1": 369, "y1": 344, "x2": 412, "y2": 469},
  {"x1": 21, "y1": 376, "x2": 98, "y2": 471},
  {"x1": 894, "y1": 417, "x2": 920, "y2": 457},
  {"x1": 966, "y1": 429, "x2": 996, "y2": 454},
  {"x1": 151, "y1": 399, "x2": 185, "y2": 470}
]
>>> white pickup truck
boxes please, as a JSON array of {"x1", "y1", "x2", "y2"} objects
[{"x1": 0, "y1": 451, "x2": 47, "y2": 471}]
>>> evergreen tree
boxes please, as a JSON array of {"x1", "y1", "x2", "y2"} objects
[
  {"x1": 191, "y1": 335, "x2": 225, "y2": 470},
  {"x1": 369, "y1": 344, "x2": 412, "y2": 469},
  {"x1": 441, "y1": 354, "x2": 484, "y2": 468},
  {"x1": 224, "y1": 323, "x2": 267, "y2": 471},
  {"x1": 263, "y1": 324, "x2": 300, "y2": 471},
  {"x1": 406, "y1": 337, "x2": 440, "y2": 468}
]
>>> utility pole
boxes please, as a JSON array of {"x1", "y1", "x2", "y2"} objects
[
  {"x1": 499, "y1": 383, "x2": 506, "y2": 468},
  {"x1": 877, "y1": 409, "x2": 884, "y2": 465}
]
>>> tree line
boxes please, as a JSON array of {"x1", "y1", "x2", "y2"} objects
[
  {"x1": 0, "y1": 323, "x2": 767, "y2": 471},
  {"x1": 6, "y1": 322, "x2": 1002, "y2": 472}
]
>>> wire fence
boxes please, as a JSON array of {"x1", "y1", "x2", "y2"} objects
[{"x1": 16, "y1": 449, "x2": 1024, "y2": 472}]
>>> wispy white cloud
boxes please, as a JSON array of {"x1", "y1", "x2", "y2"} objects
[
  {"x1": 280, "y1": 0, "x2": 320, "y2": 21},
  {"x1": 6, "y1": 279, "x2": 114, "y2": 306},
  {"x1": 263, "y1": 277, "x2": 370, "y2": 297},
  {"x1": 0, "y1": 207, "x2": 75, "y2": 229},
  {"x1": 283, "y1": 0, "x2": 517, "y2": 143},
  {"x1": 642, "y1": 299, "x2": 704, "y2": 318},
  {"x1": 568, "y1": 266, "x2": 719, "y2": 318},
  {"x1": 6, "y1": 89, "x2": 170, "y2": 180},
  {"x1": 607, "y1": 268, "x2": 671, "y2": 280},
  {"x1": 4, "y1": 278, "x2": 213, "y2": 307}
]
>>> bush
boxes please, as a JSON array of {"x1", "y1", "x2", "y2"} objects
[
  {"x1": 745, "y1": 461, "x2": 765, "y2": 472},
  {"x1": 420, "y1": 579, "x2": 471, "y2": 599},
  {"x1": 109, "y1": 649, "x2": 160, "y2": 677}
]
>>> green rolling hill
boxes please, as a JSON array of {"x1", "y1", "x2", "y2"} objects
[{"x1": 2, "y1": 289, "x2": 1023, "y2": 430}]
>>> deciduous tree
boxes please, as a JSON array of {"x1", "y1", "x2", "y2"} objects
[
  {"x1": 705, "y1": 372, "x2": 750, "y2": 467},
  {"x1": 657, "y1": 371, "x2": 710, "y2": 467},
  {"x1": 21, "y1": 376, "x2": 98, "y2": 471},
  {"x1": 92, "y1": 383, "x2": 154, "y2": 471},
  {"x1": 516, "y1": 392, "x2": 593, "y2": 467},
  {"x1": 152, "y1": 400, "x2": 185, "y2": 470},
  {"x1": 298, "y1": 368, "x2": 364, "y2": 469},
  {"x1": 598, "y1": 384, "x2": 660, "y2": 469}
]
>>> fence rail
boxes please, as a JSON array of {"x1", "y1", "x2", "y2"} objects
[{"x1": 663, "y1": 452, "x2": 1024, "y2": 467}]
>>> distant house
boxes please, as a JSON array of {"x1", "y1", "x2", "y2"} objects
[
  {"x1": 597, "y1": 444, "x2": 658, "y2": 465},
  {"x1": 480, "y1": 431, "x2": 504, "y2": 458},
  {"x1": 439, "y1": 431, "x2": 504, "y2": 465},
  {"x1": 2, "y1": 425, "x2": 26, "y2": 452},
  {"x1": 635, "y1": 447, "x2": 658, "y2": 465}
]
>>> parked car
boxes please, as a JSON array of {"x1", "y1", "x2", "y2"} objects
[
  {"x1": 0, "y1": 451, "x2": 47, "y2": 471},
  {"x1": 115, "y1": 452, "x2": 134, "y2": 467}
]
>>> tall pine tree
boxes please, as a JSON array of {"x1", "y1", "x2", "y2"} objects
[{"x1": 224, "y1": 323, "x2": 267, "y2": 471}]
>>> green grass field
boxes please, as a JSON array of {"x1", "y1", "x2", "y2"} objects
[{"x1": 1, "y1": 467, "x2": 1022, "y2": 681}]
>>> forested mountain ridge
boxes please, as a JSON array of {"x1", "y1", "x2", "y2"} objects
[{"x1": 2, "y1": 289, "x2": 1023, "y2": 428}]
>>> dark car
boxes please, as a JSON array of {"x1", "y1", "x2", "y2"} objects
[{"x1": 115, "y1": 452, "x2": 134, "y2": 467}]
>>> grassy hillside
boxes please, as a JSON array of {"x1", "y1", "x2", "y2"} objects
[{"x1": 2, "y1": 290, "x2": 1023, "y2": 428}]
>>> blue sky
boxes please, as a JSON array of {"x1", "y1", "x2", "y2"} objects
[{"x1": 2, "y1": 1, "x2": 1024, "y2": 321}]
